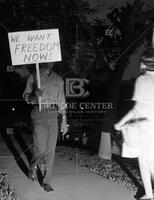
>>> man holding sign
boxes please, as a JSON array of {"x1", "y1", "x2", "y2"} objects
[
  {"x1": 23, "y1": 62, "x2": 68, "y2": 192},
  {"x1": 8, "y1": 29, "x2": 67, "y2": 192}
]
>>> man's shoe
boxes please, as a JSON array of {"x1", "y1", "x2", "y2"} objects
[
  {"x1": 28, "y1": 166, "x2": 37, "y2": 182},
  {"x1": 40, "y1": 164, "x2": 47, "y2": 177},
  {"x1": 42, "y1": 183, "x2": 54, "y2": 192}
]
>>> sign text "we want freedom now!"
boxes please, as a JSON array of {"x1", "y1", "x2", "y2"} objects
[{"x1": 8, "y1": 29, "x2": 62, "y2": 65}]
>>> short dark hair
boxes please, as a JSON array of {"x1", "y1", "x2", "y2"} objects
[
  {"x1": 140, "y1": 48, "x2": 154, "y2": 71},
  {"x1": 141, "y1": 48, "x2": 154, "y2": 61}
]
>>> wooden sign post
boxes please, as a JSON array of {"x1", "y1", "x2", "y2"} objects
[
  {"x1": 36, "y1": 63, "x2": 41, "y2": 111},
  {"x1": 8, "y1": 29, "x2": 62, "y2": 111},
  {"x1": 152, "y1": 27, "x2": 154, "y2": 48}
]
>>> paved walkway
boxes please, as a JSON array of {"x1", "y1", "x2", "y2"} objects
[{"x1": 0, "y1": 132, "x2": 136, "y2": 200}]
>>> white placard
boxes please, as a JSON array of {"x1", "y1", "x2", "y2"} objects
[{"x1": 8, "y1": 29, "x2": 62, "y2": 65}]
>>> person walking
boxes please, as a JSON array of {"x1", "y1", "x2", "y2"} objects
[
  {"x1": 23, "y1": 62, "x2": 68, "y2": 192},
  {"x1": 115, "y1": 48, "x2": 154, "y2": 200}
]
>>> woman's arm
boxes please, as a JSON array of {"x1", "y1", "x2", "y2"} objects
[
  {"x1": 115, "y1": 109, "x2": 135, "y2": 130},
  {"x1": 115, "y1": 76, "x2": 143, "y2": 130}
]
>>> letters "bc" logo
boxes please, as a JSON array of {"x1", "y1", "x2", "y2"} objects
[{"x1": 66, "y1": 78, "x2": 89, "y2": 98}]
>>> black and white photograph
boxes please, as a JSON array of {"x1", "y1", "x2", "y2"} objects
[{"x1": 0, "y1": 0, "x2": 154, "y2": 199}]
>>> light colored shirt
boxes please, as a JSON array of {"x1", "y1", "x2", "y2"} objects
[
  {"x1": 132, "y1": 71, "x2": 154, "y2": 103},
  {"x1": 23, "y1": 71, "x2": 67, "y2": 110},
  {"x1": 132, "y1": 71, "x2": 154, "y2": 120}
]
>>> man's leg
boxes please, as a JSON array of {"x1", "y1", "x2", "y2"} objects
[
  {"x1": 43, "y1": 114, "x2": 58, "y2": 185},
  {"x1": 30, "y1": 122, "x2": 48, "y2": 180},
  {"x1": 148, "y1": 161, "x2": 154, "y2": 194}
]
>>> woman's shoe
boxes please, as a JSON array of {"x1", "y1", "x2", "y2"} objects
[{"x1": 139, "y1": 194, "x2": 154, "y2": 200}]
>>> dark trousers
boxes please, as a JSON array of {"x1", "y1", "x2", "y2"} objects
[{"x1": 30, "y1": 106, "x2": 58, "y2": 184}]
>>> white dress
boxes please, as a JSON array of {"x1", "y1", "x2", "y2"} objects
[{"x1": 122, "y1": 71, "x2": 154, "y2": 161}]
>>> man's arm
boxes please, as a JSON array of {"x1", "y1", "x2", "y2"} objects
[
  {"x1": 57, "y1": 79, "x2": 68, "y2": 134},
  {"x1": 57, "y1": 79, "x2": 67, "y2": 113},
  {"x1": 23, "y1": 74, "x2": 38, "y2": 104}
]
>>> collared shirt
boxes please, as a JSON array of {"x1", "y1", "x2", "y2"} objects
[{"x1": 23, "y1": 71, "x2": 67, "y2": 110}]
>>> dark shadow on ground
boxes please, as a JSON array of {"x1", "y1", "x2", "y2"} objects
[
  {"x1": 12, "y1": 129, "x2": 45, "y2": 186},
  {"x1": 14, "y1": 129, "x2": 49, "y2": 186},
  {"x1": 14, "y1": 129, "x2": 32, "y2": 163},
  {"x1": 0, "y1": 128, "x2": 29, "y2": 178},
  {"x1": 0, "y1": 127, "x2": 45, "y2": 186}
]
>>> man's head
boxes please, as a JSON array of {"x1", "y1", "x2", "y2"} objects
[
  {"x1": 39, "y1": 62, "x2": 55, "y2": 73},
  {"x1": 140, "y1": 48, "x2": 154, "y2": 72}
]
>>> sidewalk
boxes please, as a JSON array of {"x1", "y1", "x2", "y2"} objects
[{"x1": 0, "y1": 133, "x2": 136, "y2": 200}]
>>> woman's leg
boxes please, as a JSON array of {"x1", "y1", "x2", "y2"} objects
[
  {"x1": 148, "y1": 161, "x2": 154, "y2": 193},
  {"x1": 138, "y1": 157, "x2": 153, "y2": 199}
]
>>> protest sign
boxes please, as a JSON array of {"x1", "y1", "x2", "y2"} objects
[
  {"x1": 8, "y1": 29, "x2": 62, "y2": 111},
  {"x1": 8, "y1": 29, "x2": 62, "y2": 65}
]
